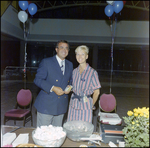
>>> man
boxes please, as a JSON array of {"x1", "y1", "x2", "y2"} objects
[{"x1": 34, "y1": 40, "x2": 73, "y2": 127}]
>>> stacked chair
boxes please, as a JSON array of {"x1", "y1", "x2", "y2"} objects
[
  {"x1": 97, "y1": 93, "x2": 124, "y2": 144},
  {"x1": 97, "y1": 93, "x2": 122, "y2": 129}
]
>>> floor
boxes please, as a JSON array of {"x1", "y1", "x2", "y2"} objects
[{"x1": 1, "y1": 79, "x2": 149, "y2": 132}]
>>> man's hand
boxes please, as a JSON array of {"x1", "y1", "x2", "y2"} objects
[{"x1": 52, "y1": 86, "x2": 65, "y2": 96}]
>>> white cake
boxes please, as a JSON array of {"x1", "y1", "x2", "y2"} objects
[{"x1": 33, "y1": 125, "x2": 66, "y2": 141}]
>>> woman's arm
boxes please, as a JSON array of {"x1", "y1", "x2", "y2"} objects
[{"x1": 92, "y1": 88, "x2": 100, "y2": 107}]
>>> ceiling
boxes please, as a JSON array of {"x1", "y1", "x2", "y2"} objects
[
  {"x1": 1, "y1": 1, "x2": 149, "y2": 48},
  {"x1": 31, "y1": 1, "x2": 149, "y2": 21}
]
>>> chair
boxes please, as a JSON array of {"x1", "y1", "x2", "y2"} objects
[
  {"x1": 4, "y1": 89, "x2": 33, "y2": 126},
  {"x1": 97, "y1": 93, "x2": 122, "y2": 125}
]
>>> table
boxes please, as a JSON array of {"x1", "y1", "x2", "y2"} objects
[{"x1": 1, "y1": 125, "x2": 112, "y2": 147}]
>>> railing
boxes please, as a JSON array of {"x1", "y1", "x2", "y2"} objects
[
  {"x1": 3, "y1": 66, "x2": 38, "y2": 81},
  {"x1": 97, "y1": 69, "x2": 149, "y2": 86},
  {"x1": 2, "y1": 66, "x2": 149, "y2": 86}
]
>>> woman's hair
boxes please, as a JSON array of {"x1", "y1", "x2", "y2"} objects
[{"x1": 75, "y1": 45, "x2": 89, "y2": 54}]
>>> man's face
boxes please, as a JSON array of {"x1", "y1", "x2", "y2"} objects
[{"x1": 55, "y1": 42, "x2": 69, "y2": 60}]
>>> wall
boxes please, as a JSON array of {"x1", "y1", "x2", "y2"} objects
[
  {"x1": 28, "y1": 18, "x2": 149, "y2": 45},
  {"x1": 1, "y1": 5, "x2": 149, "y2": 45},
  {"x1": 1, "y1": 5, "x2": 24, "y2": 40}
]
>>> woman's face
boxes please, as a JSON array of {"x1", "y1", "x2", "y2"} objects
[{"x1": 76, "y1": 49, "x2": 88, "y2": 64}]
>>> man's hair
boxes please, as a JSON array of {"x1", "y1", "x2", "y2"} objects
[{"x1": 56, "y1": 40, "x2": 70, "y2": 50}]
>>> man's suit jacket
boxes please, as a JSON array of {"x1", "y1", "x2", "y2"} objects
[{"x1": 34, "y1": 55, "x2": 73, "y2": 115}]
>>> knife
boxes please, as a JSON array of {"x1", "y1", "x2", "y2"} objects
[{"x1": 8, "y1": 127, "x2": 22, "y2": 133}]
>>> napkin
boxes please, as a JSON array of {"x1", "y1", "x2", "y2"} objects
[
  {"x1": 100, "y1": 113, "x2": 122, "y2": 125},
  {"x1": 109, "y1": 141, "x2": 118, "y2": 147},
  {"x1": 12, "y1": 133, "x2": 29, "y2": 147},
  {"x1": 2, "y1": 133, "x2": 16, "y2": 146}
]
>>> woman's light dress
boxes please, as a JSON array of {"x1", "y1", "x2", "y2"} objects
[{"x1": 67, "y1": 63, "x2": 101, "y2": 123}]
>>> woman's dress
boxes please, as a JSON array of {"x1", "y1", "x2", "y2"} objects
[{"x1": 67, "y1": 63, "x2": 101, "y2": 123}]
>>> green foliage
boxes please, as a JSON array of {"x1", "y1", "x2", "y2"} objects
[{"x1": 122, "y1": 107, "x2": 149, "y2": 147}]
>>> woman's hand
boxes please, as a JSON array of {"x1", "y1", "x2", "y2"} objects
[
  {"x1": 92, "y1": 105, "x2": 96, "y2": 110},
  {"x1": 64, "y1": 85, "x2": 72, "y2": 94}
]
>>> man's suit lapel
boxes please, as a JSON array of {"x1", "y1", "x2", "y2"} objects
[
  {"x1": 52, "y1": 56, "x2": 63, "y2": 75},
  {"x1": 51, "y1": 56, "x2": 71, "y2": 88}
]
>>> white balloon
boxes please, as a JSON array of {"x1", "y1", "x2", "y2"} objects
[
  {"x1": 18, "y1": 11, "x2": 28, "y2": 23},
  {"x1": 106, "y1": 1, "x2": 114, "y2": 5}
]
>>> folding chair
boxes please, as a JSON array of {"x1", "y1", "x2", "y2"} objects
[{"x1": 4, "y1": 89, "x2": 33, "y2": 126}]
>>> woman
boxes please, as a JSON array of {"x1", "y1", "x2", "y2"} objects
[{"x1": 67, "y1": 45, "x2": 101, "y2": 123}]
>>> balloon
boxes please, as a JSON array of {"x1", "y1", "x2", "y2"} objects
[
  {"x1": 113, "y1": 1, "x2": 124, "y2": 13},
  {"x1": 28, "y1": 3, "x2": 37, "y2": 15},
  {"x1": 106, "y1": 1, "x2": 114, "y2": 5},
  {"x1": 104, "y1": 5, "x2": 114, "y2": 17},
  {"x1": 18, "y1": 11, "x2": 28, "y2": 23},
  {"x1": 19, "y1": 1, "x2": 29, "y2": 11}
]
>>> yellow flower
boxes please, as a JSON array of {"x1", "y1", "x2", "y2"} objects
[
  {"x1": 134, "y1": 113, "x2": 138, "y2": 117},
  {"x1": 142, "y1": 108, "x2": 148, "y2": 115},
  {"x1": 140, "y1": 112, "x2": 144, "y2": 116},
  {"x1": 133, "y1": 108, "x2": 138, "y2": 113},
  {"x1": 142, "y1": 107, "x2": 146, "y2": 110},
  {"x1": 134, "y1": 108, "x2": 141, "y2": 114},
  {"x1": 135, "y1": 120, "x2": 138, "y2": 122},
  {"x1": 127, "y1": 111, "x2": 133, "y2": 116},
  {"x1": 136, "y1": 124, "x2": 139, "y2": 126},
  {"x1": 137, "y1": 108, "x2": 142, "y2": 114},
  {"x1": 132, "y1": 121, "x2": 135, "y2": 124},
  {"x1": 132, "y1": 126, "x2": 134, "y2": 129}
]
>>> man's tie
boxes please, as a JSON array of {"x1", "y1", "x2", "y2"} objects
[{"x1": 61, "y1": 60, "x2": 65, "y2": 75}]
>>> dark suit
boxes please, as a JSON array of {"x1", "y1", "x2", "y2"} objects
[{"x1": 34, "y1": 55, "x2": 73, "y2": 115}]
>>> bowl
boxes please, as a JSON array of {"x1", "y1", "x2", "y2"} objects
[
  {"x1": 63, "y1": 120, "x2": 94, "y2": 141},
  {"x1": 32, "y1": 126, "x2": 66, "y2": 147}
]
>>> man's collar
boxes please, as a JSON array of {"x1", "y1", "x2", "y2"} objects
[{"x1": 56, "y1": 55, "x2": 65, "y2": 64}]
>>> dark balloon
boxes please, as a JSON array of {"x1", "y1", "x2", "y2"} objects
[
  {"x1": 19, "y1": 1, "x2": 29, "y2": 11},
  {"x1": 28, "y1": 3, "x2": 37, "y2": 15},
  {"x1": 104, "y1": 5, "x2": 114, "y2": 17},
  {"x1": 113, "y1": 1, "x2": 124, "y2": 14}
]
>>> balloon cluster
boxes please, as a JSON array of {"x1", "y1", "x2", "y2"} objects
[
  {"x1": 18, "y1": 1, "x2": 37, "y2": 23},
  {"x1": 104, "y1": 1, "x2": 126, "y2": 17}
]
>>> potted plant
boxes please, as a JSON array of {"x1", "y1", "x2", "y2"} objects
[{"x1": 122, "y1": 107, "x2": 149, "y2": 147}]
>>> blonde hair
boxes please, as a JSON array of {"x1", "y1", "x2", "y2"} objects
[{"x1": 75, "y1": 45, "x2": 89, "y2": 54}]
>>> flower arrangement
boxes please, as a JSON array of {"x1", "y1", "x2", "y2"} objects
[{"x1": 122, "y1": 107, "x2": 149, "y2": 147}]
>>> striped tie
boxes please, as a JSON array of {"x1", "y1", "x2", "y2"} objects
[{"x1": 61, "y1": 60, "x2": 64, "y2": 75}]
